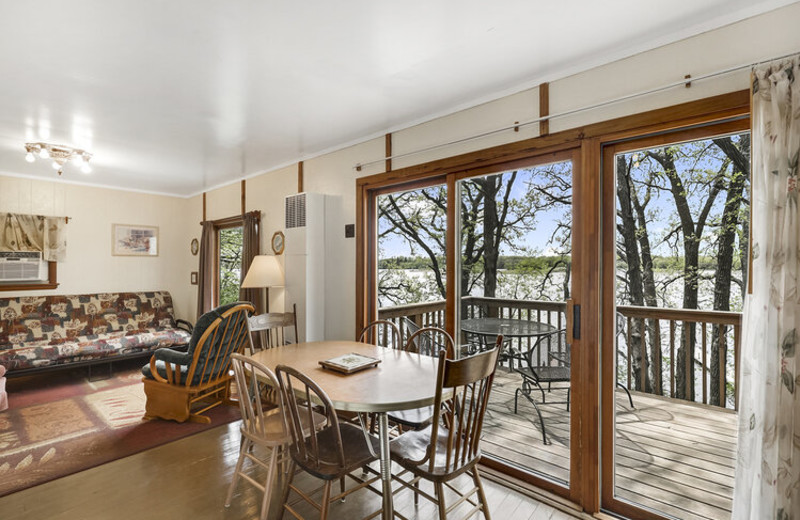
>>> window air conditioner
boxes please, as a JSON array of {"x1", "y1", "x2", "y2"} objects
[{"x1": 0, "y1": 251, "x2": 48, "y2": 282}]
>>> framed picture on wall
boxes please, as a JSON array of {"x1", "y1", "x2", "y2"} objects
[{"x1": 112, "y1": 224, "x2": 159, "y2": 256}]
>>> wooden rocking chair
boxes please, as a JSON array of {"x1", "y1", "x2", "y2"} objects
[{"x1": 142, "y1": 302, "x2": 254, "y2": 423}]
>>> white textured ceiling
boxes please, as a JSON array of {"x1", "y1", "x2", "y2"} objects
[{"x1": 0, "y1": 1, "x2": 793, "y2": 197}]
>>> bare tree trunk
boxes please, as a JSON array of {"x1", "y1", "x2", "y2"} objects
[
  {"x1": 616, "y1": 156, "x2": 651, "y2": 392},
  {"x1": 459, "y1": 183, "x2": 484, "y2": 317},
  {"x1": 709, "y1": 136, "x2": 749, "y2": 406},
  {"x1": 481, "y1": 177, "x2": 500, "y2": 300},
  {"x1": 649, "y1": 148, "x2": 722, "y2": 401},
  {"x1": 631, "y1": 171, "x2": 662, "y2": 394}
]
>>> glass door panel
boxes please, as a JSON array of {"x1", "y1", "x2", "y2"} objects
[
  {"x1": 218, "y1": 225, "x2": 243, "y2": 306},
  {"x1": 604, "y1": 131, "x2": 749, "y2": 519},
  {"x1": 456, "y1": 160, "x2": 573, "y2": 487},
  {"x1": 375, "y1": 183, "x2": 448, "y2": 341}
]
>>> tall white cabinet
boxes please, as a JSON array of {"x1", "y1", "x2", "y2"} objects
[{"x1": 284, "y1": 192, "x2": 326, "y2": 343}]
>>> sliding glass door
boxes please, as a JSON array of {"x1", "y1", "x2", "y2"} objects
[
  {"x1": 455, "y1": 158, "x2": 574, "y2": 489},
  {"x1": 601, "y1": 121, "x2": 749, "y2": 520},
  {"x1": 365, "y1": 151, "x2": 584, "y2": 500},
  {"x1": 359, "y1": 93, "x2": 751, "y2": 518}
]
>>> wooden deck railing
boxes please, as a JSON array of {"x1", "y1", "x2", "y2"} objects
[
  {"x1": 616, "y1": 305, "x2": 741, "y2": 410},
  {"x1": 378, "y1": 297, "x2": 567, "y2": 356},
  {"x1": 378, "y1": 298, "x2": 741, "y2": 410}
]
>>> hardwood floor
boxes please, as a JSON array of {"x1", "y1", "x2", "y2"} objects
[{"x1": 0, "y1": 419, "x2": 581, "y2": 520}]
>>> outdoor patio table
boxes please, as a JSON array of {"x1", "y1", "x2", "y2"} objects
[
  {"x1": 248, "y1": 340, "x2": 442, "y2": 520},
  {"x1": 461, "y1": 317, "x2": 558, "y2": 367},
  {"x1": 461, "y1": 317, "x2": 556, "y2": 339}
]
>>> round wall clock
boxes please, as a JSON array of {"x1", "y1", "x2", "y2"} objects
[
  {"x1": 271, "y1": 231, "x2": 285, "y2": 255},
  {"x1": 190, "y1": 238, "x2": 199, "y2": 255}
]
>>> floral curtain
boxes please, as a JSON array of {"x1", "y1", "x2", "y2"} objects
[
  {"x1": 733, "y1": 55, "x2": 800, "y2": 519},
  {"x1": 0, "y1": 213, "x2": 67, "y2": 262}
]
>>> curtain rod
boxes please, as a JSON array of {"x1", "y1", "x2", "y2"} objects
[
  {"x1": 199, "y1": 209, "x2": 261, "y2": 226},
  {"x1": 354, "y1": 50, "x2": 798, "y2": 171},
  {"x1": 4, "y1": 212, "x2": 71, "y2": 223}
]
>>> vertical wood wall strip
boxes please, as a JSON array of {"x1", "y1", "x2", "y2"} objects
[
  {"x1": 202, "y1": 192, "x2": 207, "y2": 222},
  {"x1": 298, "y1": 161, "x2": 304, "y2": 193},
  {"x1": 539, "y1": 82, "x2": 550, "y2": 136},
  {"x1": 385, "y1": 133, "x2": 392, "y2": 172},
  {"x1": 241, "y1": 180, "x2": 246, "y2": 215}
]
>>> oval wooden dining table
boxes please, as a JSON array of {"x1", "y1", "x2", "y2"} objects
[{"x1": 248, "y1": 340, "x2": 442, "y2": 520}]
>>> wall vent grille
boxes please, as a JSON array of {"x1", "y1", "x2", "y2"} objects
[{"x1": 285, "y1": 193, "x2": 307, "y2": 228}]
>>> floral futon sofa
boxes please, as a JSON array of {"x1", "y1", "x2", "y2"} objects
[{"x1": 0, "y1": 291, "x2": 192, "y2": 375}]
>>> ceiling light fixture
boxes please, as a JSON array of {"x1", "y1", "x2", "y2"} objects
[{"x1": 24, "y1": 142, "x2": 92, "y2": 175}]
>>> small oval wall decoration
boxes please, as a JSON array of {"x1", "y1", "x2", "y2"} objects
[{"x1": 271, "y1": 231, "x2": 285, "y2": 255}]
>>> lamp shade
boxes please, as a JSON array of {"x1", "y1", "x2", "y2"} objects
[{"x1": 241, "y1": 255, "x2": 284, "y2": 288}]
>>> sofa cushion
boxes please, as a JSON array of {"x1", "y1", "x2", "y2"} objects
[
  {"x1": 0, "y1": 291, "x2": 179, "y2": 347},
  {"x1": 0, "y1": 291, "x2": 189, "y2": 373},
  {"x1": 0, "y1": 327, "x2": 191, "y2": 371}
]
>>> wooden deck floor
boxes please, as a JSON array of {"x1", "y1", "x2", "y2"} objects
[{"x1": 482, "y1": 369, "x2": 738, "y2": 520}]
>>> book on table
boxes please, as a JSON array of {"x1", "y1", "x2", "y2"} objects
[{"x1": 319, "y1": 352, "x2": 381, "y2": 374}]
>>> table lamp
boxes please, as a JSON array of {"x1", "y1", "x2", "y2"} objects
[{"x1": 241, "y1": 255, "x2": 284, "y2": 312}]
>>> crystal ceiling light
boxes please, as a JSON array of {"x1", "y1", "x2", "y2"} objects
[{"x1": 24, "y1": 142, "x2": 93, "y2": 175}]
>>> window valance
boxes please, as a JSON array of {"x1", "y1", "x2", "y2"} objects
[{"x1": 0, "y1": 213, "x2": 67, "y2": 262}]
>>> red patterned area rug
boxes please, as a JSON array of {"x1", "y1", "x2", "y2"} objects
[{"x1": 0, "y1": 359, "x2": 240, "y2": 497}]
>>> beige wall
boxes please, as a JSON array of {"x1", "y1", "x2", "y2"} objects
[
  {"x1": 0, "y1": 176, "x2": 193, "y2": 319},
  {"x1": 4, "y1": 3, "x2": 799, "y2": 334}
]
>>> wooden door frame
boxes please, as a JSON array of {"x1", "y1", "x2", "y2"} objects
[
  {"x1": 359, "y1": 147, "x2": 584, "y2": 502},
  {"x1": 599, "y1": 117, "x2": 750, "y2": 519},
  {"x1": 355, "y1": 89, "x2": 751, "y2": 515},
  {"x1": 210, "y1": 214, "x2": 246, "y2": 308}
]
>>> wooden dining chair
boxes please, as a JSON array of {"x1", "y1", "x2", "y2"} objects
[
  {"x1": 385, "y1": 326, "x2": 457, "y2": 433},
  {"x1": 358, "y1": 319, "x2": 401, "y2": 349},
  {"x1": 226, "y1": 353, "x2": 327, "y2": 519},
  {"x1": 275, "y1": 364, "x2": 382, "y2": 520},
  {"x1": 405, "y1": 326, "x2": 455, "y2": 358},
  {"x1": 390, "y1": 345, "x2": 502, "y2": 520},
  {"x1": 246, "y1": 303, "x2": 298, "y2": 354}
]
